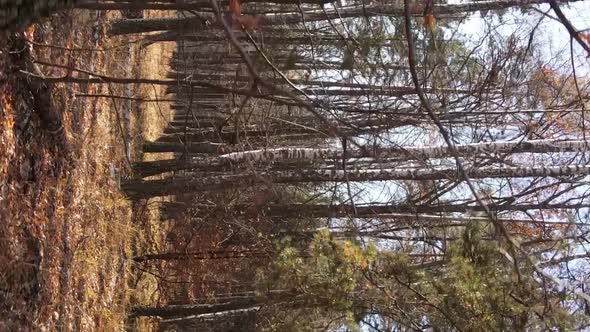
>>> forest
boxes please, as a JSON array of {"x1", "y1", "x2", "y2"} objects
[{"x1": 0, "y1": 0, "x2": 590, "y2": 331}]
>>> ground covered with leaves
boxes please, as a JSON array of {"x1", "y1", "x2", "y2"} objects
[{"x1": 0, "y1": 9, "x2": 172, "y2": 331}]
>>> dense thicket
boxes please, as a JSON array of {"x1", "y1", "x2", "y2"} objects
[{"x1": 8, "y1": 0, "x2": 590, "y2": 330}]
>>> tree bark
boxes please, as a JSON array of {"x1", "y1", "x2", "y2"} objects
[
  {"x1": 210, "y1": 202, "x2": 590, "y2": 218},
  {"x1": 1, "y1": 0, "x2": 76, "y2": 30},
  {"x1": 158, "y1": 306, "x2": 258, "y2": 331},
  {"x1": 109, "y1": 16, "x2": 207, "y2": 35},
  {"x1": 133, "y1": 249, "x2": 267, "y2": 263},
  {"x1": 122, "y1": 164, "x2": 590, "y2": 198},
  {"x1": 142, "y1": 141, "x2": 231, "y2": 154},
  {"x1": 219, "y1": 139, "x2": 590, "y2": 163},
  {"x1": 156, "y1": 125, "x2": 321, "y2": 143},
  {"x1": 110, "y1": 0, "x2": 581, "y2": 36},
  {"x1": 262, "y1": 0, "x2": 581, "y2": 25},
  {"x1": 134, "y1": 139, "x2": 590, "y2": 176},
  {"x1": 130, "y1": 300, "x2": 259, "y2": 318}
]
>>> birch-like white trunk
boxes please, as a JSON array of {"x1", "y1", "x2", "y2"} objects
[
  {"x1": 220, "y1": 139, "x2": 590, "y2": 163},
  {"x1": 135, "y1": 139, "x2": 590, "y2": 176}
]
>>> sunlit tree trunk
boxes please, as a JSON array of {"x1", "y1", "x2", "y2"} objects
[
  {"x1": 135, "y1": 139, "x2": 590, "y2": 176},
  {"x1": 131, "y1": 300, "x2": 259, "y2": 318},
  {"x1": 158, "y1": 307, "x2": 258, "y2": 332},
  {"x1": 219, "y1": 139, "x2": 590, "y2": 164}
]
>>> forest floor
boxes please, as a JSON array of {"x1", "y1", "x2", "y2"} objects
[{"x1": 0, "y1": 9, "x2": 173, "y2": 331}]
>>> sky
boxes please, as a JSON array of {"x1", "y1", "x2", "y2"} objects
[
  {"x1": 313, "y1": 2, "x2": 590, "y2": 329},
  {"x1": 459, "y1": 0, "x2": 590, "y2": 75}
]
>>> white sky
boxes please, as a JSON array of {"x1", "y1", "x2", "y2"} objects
[{"x1": 459, "y1": 1, "x2": 590, "y2": 75}]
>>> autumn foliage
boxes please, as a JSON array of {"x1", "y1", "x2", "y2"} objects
[{"x1": 226, "y1": 0, "x2": 261, "y2": 30}]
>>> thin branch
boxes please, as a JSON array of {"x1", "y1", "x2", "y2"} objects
[
  {"x1": 402, "y1": 0, "x2": 515, "y2": 250},
  {"x1": 404, "y1": 0, "x2": 590, "y2": 303},
  {"x1": 548, "y1": 0, "x2": 590, "y2": 56}
]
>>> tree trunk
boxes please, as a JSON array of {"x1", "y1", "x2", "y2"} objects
[
  {"x1": 113, "y1": 0, "x2": 580, "y2": 36},
  {"x1": 133, "y1": 157, "x2": 231, "y2": 176},
  {"x1": 1, "y1": 0, "x2": 76, "y2": 30},
  {"x1": 132, "y1": 289, "x2": 295, "y2": 318},
  {"x1": 122, "y1": 164, "x2": 590, "y2": 198},
  {"x1": 219, "y1": 139, "x2": 590, "y2": 164},
  {"x1": 135, "y1": 121, "x2": 578, "y2": 176},
  {"x1": 133, "y1": 249, "x2": 267, "y2": 263},
  {"x1": 263, "y1": 0, "x2": 581, "y2": 25},
  {"x1": 168, "y1": 120, "x2": 223, "y2": 129},
  {"x1": 205, "y1": 202, "x2": 590, "y2": 218},
  {"x1": 156, "y1": 125, "x2": 320, "y2": 143},
  {"x1": 142, "y1": 141, "x2": 231, "y2": 154},
  {"x1": 158, "y1": 307, "x2": 258, "y2": 332},
  {"x1": 131, "y1": 300, "x2": 259, "y2": 318},
  {"x1": 109, "y1": 16, "x2": 207, "y2": 35}
]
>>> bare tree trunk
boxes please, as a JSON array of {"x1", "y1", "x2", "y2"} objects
[
  {"x1": 1, "y1": 0, "x2": 76, "y2": 29},
  {"x1": 137, "y1": 120, "x2": 583, "y2": 175},
  {"x1": 121, "y1": 164, "x2": 590, "y2": 198},
  {"x1": 109, "y1": 0, "x2": 580, "y2": 35},
  {"x1": 219, "y1": 139, "x2": 590, "y2": 164},
  {"x1": 142, "y1": 141, "x2": 231, "y2": 154},
  {"x1": 168, "y1": 120, "x2": 224, "y2": 129},
  {"x1": 133, "y1": 249, "x2": 267, "y2": 263},
  {"x1": 131, "y1": 300, "x2": 259, "y2": 318},
  {"x1": 132, "y1": 289, "x2": 295, "y2": 318},
  {"x1": 156, "y1": 126, "x2": 320, "y2": 143},
  {"x1": 193, "y1": 202, "x2": 590, "y2": 218},
  {"x1": 262, "y1": 0, "x2": 582, "y2": 25},
  {"x1": 158, "y1": 307, "x2": 258, "y2": 332},
  {"x1": 77, "y1": 0, "x2": 331, "y2": 10},
  {"x1": 109, "y1": 16, "x2": 207, "y2": 35}
]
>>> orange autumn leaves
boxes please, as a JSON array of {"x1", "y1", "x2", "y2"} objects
[
  {"x1": 226, "y1": 0, "x2": 261, "y2": 30},
  {"x1": 580, "y1": 32, "x2": 590, "y2": 47},
  {"x1": 223, "y1": 0, "x2": 438, "y2": 31},
  {"x1": 422, "y1": 0, "x2": 436, "y2": 32}
]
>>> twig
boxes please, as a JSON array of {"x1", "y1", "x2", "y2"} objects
[
  {"x1": 106, "y1": 85, "x2": 133, "y2": 168},
  {"x1": 75, "y1": 93, "x2": 176, "y2": 102},
  {"x1": 402, "y1": 0, "x2": 521, "y2": 278},
  {"x1": 548, "y1": 0, "x2": 590, "y2": 56},
  {"x1": 209, "y1": 0, "x2": 339, "y2": 137},
  {"x1": 403, "y1": 0, "x2": 590, "y2": 304},
  {"x1": 570, "y1": 40, "x2": 588, "y2": 147}
]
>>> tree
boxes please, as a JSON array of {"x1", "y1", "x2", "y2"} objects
[
  {"x1": 257, "y1": 227, "x2": 578, "y2": 330},
  {"x1": 0, "y1": 0, "x2": 77, "y2": 29},
  {"x1": 40, "y1": 0, "x2": 584, "y2": 329}
]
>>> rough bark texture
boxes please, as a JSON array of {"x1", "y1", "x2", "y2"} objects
[
  {"x1": 205, "y1": 202, "x2": 590, "y2": 218},
  {"x1": 134, "y1": 139, "x2": 590, "y2": 177},
  {"x1": 106, "y1": 0, "x2": 581, "y2": 35},
  {"x1": 122, "y1": 165, "x2": 590, "y2": 198},
  {"x1": 109, "y1": 16, "x2": 208, "y2": 35},
  {"x1": 1, "y1": 0, "x2": 77, "y2": 30},
  {"x1": 133, "y1": 249, "x2": 267, "y2": 263},
  {"x1": 142, "y1": 141, "x2": 231, "y2": 154},
  {"x1": 220, "y1": 139, "x2": 590, "y2": 163},
  {"x1": 131, "y1": 300, "x2": 259, "y2": 318},
  {"x1": 158, "y1": 307, "x2": 258, "y2": 332}
]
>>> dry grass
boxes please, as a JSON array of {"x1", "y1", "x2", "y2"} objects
[
  {"x1": 0, "y1": 8, "x2": 174, "y2": 331},
  {"x1": 125, "y1": 10, "x2": 176, "y2": 332}
]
